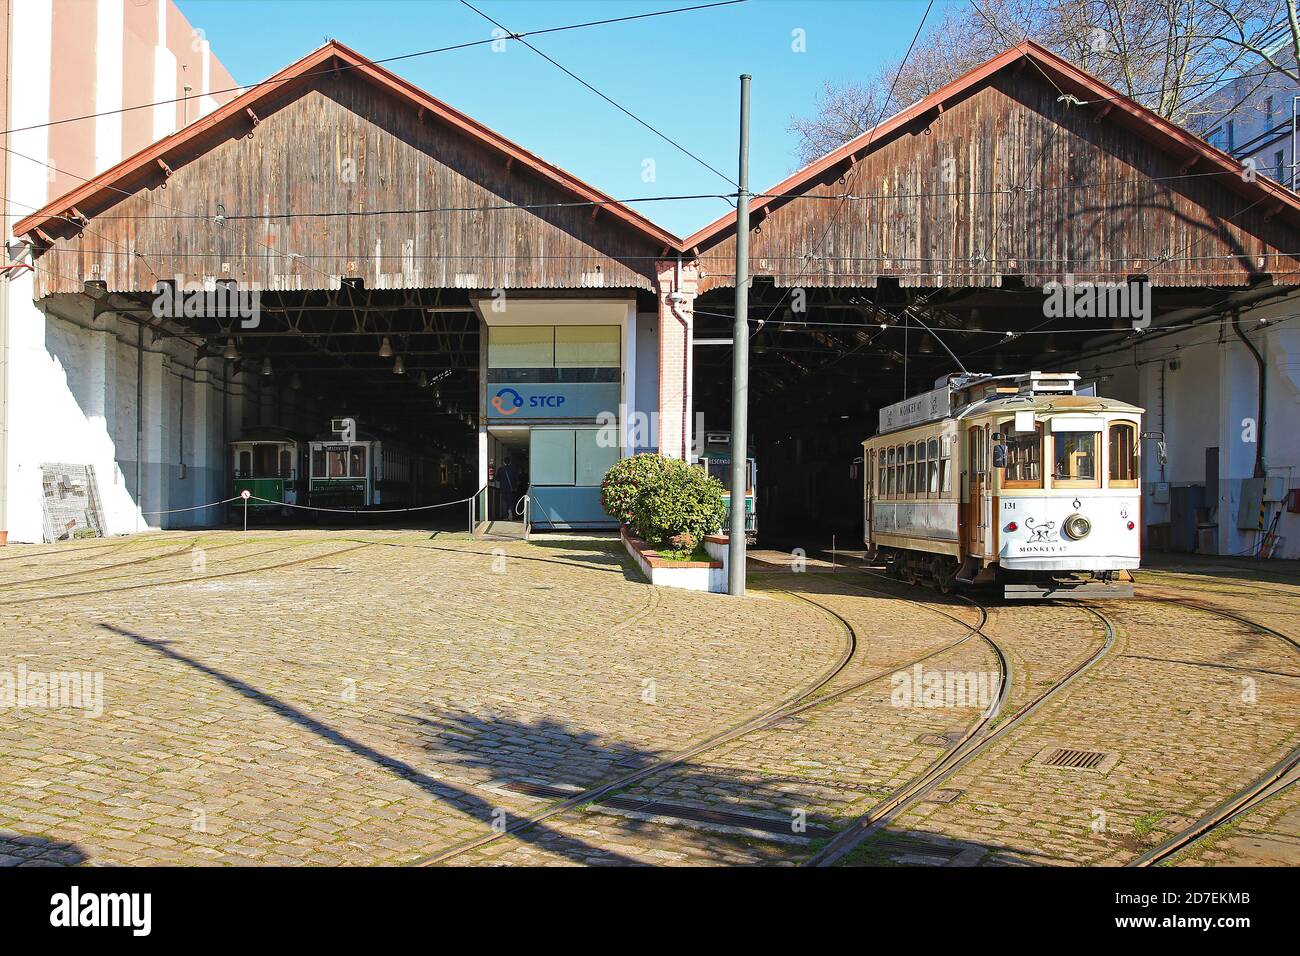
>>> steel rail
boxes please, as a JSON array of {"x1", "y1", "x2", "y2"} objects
[
  {"x1": 0, "y1": 541, "x2": 372, "y2": 606},
  {"x1": 1127, "y1": 596, "x2": 1300, "y2": 866},
  {"x1": 0, "y1": 534, "x2": 278, "y2": 591},
  {"x1": 806, "y1": 586, "x2": 1114, "y2": 866},
  {"x1": 411, "y1": 583, "x2": 864, "y2": 866},
  {"x1": 0, "y1": 536, "x2": 143, "y2": 565},
  {"x1": 414, "y1": 575, "x2": 995, "y2": 866}
]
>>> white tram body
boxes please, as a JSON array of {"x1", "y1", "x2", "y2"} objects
[
  {"x1": 863, "y1": 371, "x2": 1144, "y2": 599},
  {"x1": 307, "y1": 417, "x2": 435, "y2": 510}
]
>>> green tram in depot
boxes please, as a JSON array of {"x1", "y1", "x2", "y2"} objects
[
  {"x1": 698, "y1": 430, "x2": 757, "y2": 543},
  {"x1": 306, "y1": 417, "x2": 430, "y2": 511},
  {"x1": 229, "y1": 426, "x2": 306, "y2": 518},
  {"x1": 231, "y1": 417, "x2": 439, "y2": 521}
]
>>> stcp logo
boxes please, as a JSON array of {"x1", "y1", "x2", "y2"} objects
[{"x1": 491, "y1": 387, "x2": 523, "y2": 416}]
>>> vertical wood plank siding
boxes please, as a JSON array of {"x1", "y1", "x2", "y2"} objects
[
  {"x1": 696, "y1": 75, "x2": 1300, "y2": 290},
  {"x1": 34, "y1": 72, "x2": 661, "y2": 296}
]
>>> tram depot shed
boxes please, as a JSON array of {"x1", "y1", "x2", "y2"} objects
[{"x1": 5, "y1": 40, "x2": 1300, "y2": 557}]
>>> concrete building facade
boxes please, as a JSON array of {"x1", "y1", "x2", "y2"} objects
[{"x1": 1, "y1": 0, "x2": 246, "y2": 541}]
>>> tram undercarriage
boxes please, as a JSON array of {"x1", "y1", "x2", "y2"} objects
[{"x1": 877, "y1": 547, "x2": 1135, "y2": 600}]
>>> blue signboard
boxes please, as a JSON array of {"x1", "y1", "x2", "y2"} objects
[{"x1": 486, "y1": 382, "x2": 621, "y2": 420}]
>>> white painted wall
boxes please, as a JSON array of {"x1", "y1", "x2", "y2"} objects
[
  {"x1": 1085, "y1": 291, "x2": 1300, "y2": 559},
  {"x1": 7, "y1": 293, "x2": 323, "y2": 540},
  {"x1": 3, "y1": 1, "x2": 238, "y2": 540}
]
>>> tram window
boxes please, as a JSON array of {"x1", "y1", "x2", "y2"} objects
[
  {"x1": 279, "y1": 449, "x2": 293, "y2": 477},
  {"x1": 927, "y1": 439, "x2": 939, "y2": 494},
  {"x1": 326, "y1": 448, "x2": 348, "y2": 477},
  {"x1": 878, "y1": 456, "x2": 886, "y2": 497},
  {"x1": 349, "y1": 445, "x2": 367, "y2": 478},
  {"x1": 251, "y1": 444, "x2": 277, "y2": 476},
  {"x1": 1002, "y1": 425, "x2": 1043, "y2": 488},
  {"x1": 237, "y1": 450, "x2": 251, "y2": 477},
  {"x1": 940, "y1": 436, "x2": 952, "y2": 492},
  {"x1": 1109, "y1": 422, "x2": 1138, "y2": 487},
  {"x1": 905, "y1": 443, "x2": 916, "y2": 495},
  {"x1": 886, "y1": 447, "x2": 896, "y2": 496},
  {"x1": 1052, "y1": 431, "x2": 1099, "y2": 485}
]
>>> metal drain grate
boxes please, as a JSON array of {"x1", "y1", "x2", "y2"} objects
[
  {"x1": 1043, "y1": 748, "x2": 1109, "y2": 770},
  {"x1": 502, "y1": 780, "x2": 573, "y2": 799}
]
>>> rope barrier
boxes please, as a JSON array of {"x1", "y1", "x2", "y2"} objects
[
  {"x1": 135, "y1": 492, "x2": 478, "y2": 518},
  {"x1": 246, "y1": 493, "x2": 478, "y2": 515}
]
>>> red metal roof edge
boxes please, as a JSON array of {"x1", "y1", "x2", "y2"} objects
[
  {"x1": 680, "y1": 39, "x2": 1300, "y2": 252},
  {"x1": 14, "y1": 39, "x2": 681, "y2": 249}
]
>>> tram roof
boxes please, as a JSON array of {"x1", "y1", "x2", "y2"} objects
[{"x1": 956, "y1": 393, "x2": 1145, "y2": 419}]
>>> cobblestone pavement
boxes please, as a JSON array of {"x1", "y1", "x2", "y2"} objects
[
  {"x1": 857, "y1": 566, "x2": 1300, "y2": 867},
  {"x1": 0, "y1": 530, "x2": 845, "y2": 866},
  {"x1": 454, "y1": 570, "x2": 1000, "y2": 865},
  {"x1": 2, "y1": 536, "x2": 1296, "y2": 867},
  {"x1": 1165, "y1": 781, "x2": 1300, "y2": 866}
]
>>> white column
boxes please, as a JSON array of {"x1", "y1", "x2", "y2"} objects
[
  {"x1": 1136, "y1": 353, "x2": 1168, "y2": 528},
  {"x1": 622, "y1": 302, "x2": 636, "y2": 460},
  {"x1": 1218, "y1": 334, "x2": 1260, "y2": 556},
  {"x1": 141, "y1": 351, "x2": 166, "y2": 528}
]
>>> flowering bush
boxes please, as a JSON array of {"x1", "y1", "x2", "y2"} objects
[{"x1": 602, "y1": 453, "x2": 726, "y2": 546}]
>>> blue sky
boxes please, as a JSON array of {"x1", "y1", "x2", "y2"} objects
[{"x1": 176, "y1": 0, "x2": 938, "y2": 237}]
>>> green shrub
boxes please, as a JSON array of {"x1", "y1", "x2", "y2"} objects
[
  {"x1": 602, "y1": 453, "x2": 726, "y2": 545},
  {"x1": 627, "y1": 457, "x2": 726, "y2": 546},
  {"x1": 600, "y1": 452, "x2": 670, "y2": 529}
]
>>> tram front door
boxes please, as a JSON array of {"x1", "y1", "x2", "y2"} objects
[{"x1": 965, "y1": 425, "x2": 986, "y2": 557}]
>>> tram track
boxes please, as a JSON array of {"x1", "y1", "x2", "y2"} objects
[
  {"x1": 805, "y1": 579, "x2": 1114, "y2": 866},
  {"x1": 816, "y1": 579, "x2": 1298, "y2": 868},
  {"x1": 0, "y1": 540, "x2": 373, "y2": 607},
  {"x1": 410, "y1": 583, "x2": 862, "y2": 865},
  {"x1": 0, "y1": 534, "x2": 176, "y2": 572},
  {"x1": 0, "y1": 534, "x2": 286, "y2": 591},
  {"x1": 1121, "y1": 594, "x2": 1300, "y2": 867},
  {"x1": 413, "y1": 575, "x2": 1000, "y2": 866}
]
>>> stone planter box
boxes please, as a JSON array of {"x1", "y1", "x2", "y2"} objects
[{"x1": 621, "y1": 527, "x2": 727, "y2": 593}]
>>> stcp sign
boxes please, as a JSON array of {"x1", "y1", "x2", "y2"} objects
[{"x1": 486, "y1": 382, "x2": 621, "y2": 420}]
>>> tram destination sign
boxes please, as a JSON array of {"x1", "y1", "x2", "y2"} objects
[{"x1": 878, "y1": 385, "x2": 952, "y2": 434}]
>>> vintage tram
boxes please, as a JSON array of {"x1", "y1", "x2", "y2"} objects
[
  {"x1": 229, "y1": 427, "x2": 305, "y2": 518},
  {"x1": 306, "y1": 417, "x2": 431, "y2": 510},
  {"x1": 862, "y1": 371, "x2": 1145, "y2": 599},
  {"x1": 698, "y1": 430, "x2": 757, "y2": 543}
]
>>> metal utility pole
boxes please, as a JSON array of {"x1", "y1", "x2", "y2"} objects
[{"x1": 728, "y1": 74, "x2": 751, "y2": 597}]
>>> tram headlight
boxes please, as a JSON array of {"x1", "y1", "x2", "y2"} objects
[{"x1": 1062, "y1": 513, "x2": 1092, "y2": 540}]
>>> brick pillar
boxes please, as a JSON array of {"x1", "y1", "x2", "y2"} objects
[{"x1": 656, "y1": 260, "x2": 699, "y2": 460}]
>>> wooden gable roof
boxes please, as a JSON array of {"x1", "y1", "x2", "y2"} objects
[
  {"x1": 19, "y1": 40, "x2": 677, "y2": 295},
  {"x1": 684, "y1": 41, "x2": 1300, "y2": 289}
]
